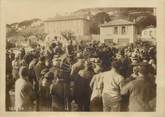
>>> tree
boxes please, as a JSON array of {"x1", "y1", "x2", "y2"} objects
[
  {"x1": 61, "y1": 31, "x2": 75, "y2": 41},
  {"x1": 32, "y1": 29, "x2": 47, "y2": 41},
  {"x1": 20, "y1": 28, "x2": 33, "y2": 41},
  {"x1": 93, "y1": 12, "x2": 111, "y2": 24},
  {"x1": 6, "y1": 27, "x2": 18, "y2": 38},
  {"x1": 6, "y1": 40, "x2": 16, "y2": 49},
  {"x1": 90, "y1": 12, "x2": 111, "y2": 34}
]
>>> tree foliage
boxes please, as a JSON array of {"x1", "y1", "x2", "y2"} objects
[
  {"x1": 90, "y1": 12, "x2": 111, "y2": 34},
  {"x1": 61, "y1": 31, "x2": 75, "y2": 40}
]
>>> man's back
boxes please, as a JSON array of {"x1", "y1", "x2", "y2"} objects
[
  {"x1": 121, "y1": 78, "x2": 156, "y2": 111},
  {"x1": 15, "y1": 78, "x2": 33, "y2": 111},
  {"x1": 102, "y1": 70, "x2": 124, "y2": 101}
]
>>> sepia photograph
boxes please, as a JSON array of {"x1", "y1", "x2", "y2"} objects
[{"x1": 3, "y1": 0, "x2": 158, "y2": 112}]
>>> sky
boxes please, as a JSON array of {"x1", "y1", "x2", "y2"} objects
[
  {"x1": 2, "y1": 0, "x2": 155, "y2": 24},
  {"x1": 2, "y1": 0, "x2": 109, "y2": 24}
]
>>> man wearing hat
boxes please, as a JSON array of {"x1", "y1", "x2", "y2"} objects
[
  {"x1": 125, "y1": 60, "x2": 140, "y2": 83},
  {"x1": 70, "y1": 53, "x2": 85, "y2": 79},
  {"x1": 39, "y1": 72, "x2": 54, "y2": 111},
  {"x1": 74, "y1": 61, "x2": 94, "y2": 111},
  {"x1": 34, "y1": 55, "x2": 46, "y2": 81},
  {"x1": 50, "y1": 72, "x2": 65, "y2": 111},
  {"x1": 121, "y1": 62, "x2": 156, "y2": 111}
]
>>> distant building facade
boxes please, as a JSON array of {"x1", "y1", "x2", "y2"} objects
[
  {"x1": 141, "y1": 26, "x2": 156, "y2": 41},
  {"x1": 44, "y1": 15, "x2": 90, "y2": 36},
  {"x1": 100, "y1": 19, "x2": 137, "y2": 46}
]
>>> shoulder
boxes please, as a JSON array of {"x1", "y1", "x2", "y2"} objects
[
  {"x1": 125, "y1": 79, "x2": 138, "y2": 88},
  {"x1": 114, "y1": 71, "x2": 124, "y2": 81},
  {"x1": 72, "y1": 63, "x2": 77, "y2": 68},
  {"x1": 16, "y1": 78, "x2": 25, "y2": 83},
  {"x1": 102, "y1": 71, "x2": 111, "y2": 76},
  {"x1": 92, "y1": 74, "x2": 98, "y2": 80},
  {"x1": 15, "y1": 78, "x2": 27, "y2": 88}
]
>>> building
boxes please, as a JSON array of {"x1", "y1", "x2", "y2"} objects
[
  {"x1": 141, "y1": 26, "x2": 156, "y2": 41},
  {"x1": 44, "y1": 15, "x2": 90, "y2": 37},
  {"x1": 100, "y1": 19, "x2": 137, "y2": 46}
]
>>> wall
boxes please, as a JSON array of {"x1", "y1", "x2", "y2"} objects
[
  {"x1": 141, "y1": 28, "x2": 156, "y2": 39},
  {"x1": 44, "y1": 19, "x2": 90, "y2": 36},
  {"x1": 100, "y1": 25, "x2": 136, "y2": 45}
]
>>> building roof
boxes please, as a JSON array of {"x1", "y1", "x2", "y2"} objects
[
  {"x1": 45, "y1": 15, "x2": 89, "y2": 22},
  {"x1": 100, "y1": 19, "x2": 135, "y2": 27},
  {"x1": 142, "y1": 25, "x2": 156, "y2": 30}
]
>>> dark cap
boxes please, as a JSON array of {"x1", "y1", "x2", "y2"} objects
[
  {"x1": 139, "y1": 62, "x2": 150, "y2": 74},
  {"x1": 19, "y1": 66, "x2": 29, "y2": 77},
  {"x1": 39, "y1": 55, "x2": 45, "y2": 62},
  {"x1": 111, "y1": 60, "x2": 121, "y2": 70}
]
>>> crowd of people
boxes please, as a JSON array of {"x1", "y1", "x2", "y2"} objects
[{"x1": 6, "y1": 38, "x2": 156, "y2": 112}]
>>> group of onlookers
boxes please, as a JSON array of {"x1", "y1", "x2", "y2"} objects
[{"x1": 6, "y1": 39, "x2": 156, "y2": 112}]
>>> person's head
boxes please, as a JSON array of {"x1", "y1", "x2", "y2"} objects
[
  {"x1": 68, "y1": 39, "x2": 72, "y2": 45},
  {"x1": 132, "y1": 65, "x2": 139, "y2": 74},
  {"x1": 138, "y1": 62, "x2": 149, "y2": 77},
  {"x1": 20, "y1": 48, "x2": 25, "y2": 53},
  {"x1": 45, "y1": 59, "x2": 52, "y2": 68},
  {"x1": 50, "y1": 42, "x2": 56, "y2": 48},
  {"x1": 131, "y1": 59, "x2": 139, "y2": 65},
  {"x1": 44, "y1": 72, "x2": 54, "y2": 82},
  {"x1": 54, "y1": 36, "x2": 57, "y2": 40},
  {"x1": 19, "y1": 66, "x2": 29, "y2": 79},
  {"x1": 116, "y1": 53, "x2": 122, "y2": 60},
  {"x1": 39, "y1": 56, "x2": 45, "y2": 63},
  {"x1": 93, "y1": 64, "x2": 102, "y2": 74},
  {"x1": 52, "y1": 59, "x2": 61, "y2": 68},
  {"x1": 111, "y1": 61, "x2": 121, "y2": 72},
  {"x1": 29, "y1": 58, "x2": 37, "y2": 69},
  {"x1": 84, "y1": 61, "x2": 91, "y2": 69},
  {"x1": 15, "y1": 53, "x2": 20, "y2": 60}
]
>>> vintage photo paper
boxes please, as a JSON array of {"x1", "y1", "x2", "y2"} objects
[{"x1": 0, "y1": 0, "x2": 165, "y2": 117}]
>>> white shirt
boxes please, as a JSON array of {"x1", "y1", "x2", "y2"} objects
[
  {"x1": 15, "y1": 78, "x2": 33, "y2": 111},
  {"x1": 102, "y1": 69, "x2": 124, "y2": 100},
  {"x1": 90, "y1": 73, "x2": 103, "y2": 101}
]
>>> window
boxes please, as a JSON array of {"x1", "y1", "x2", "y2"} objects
[
  {"x1": 114, "y1": 27, "x2": 118, "y2": 34},
  {"x1": 149, "y1": 31, "x2": 152, "y2": 36},
  {"x1": 121, "y1": 26, "x2": 126, "y2": 34}
]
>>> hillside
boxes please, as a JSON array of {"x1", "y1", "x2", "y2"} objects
[
  {"x1": 73, "y1": 7, "x2": 154, "y2": 17},
  {"x1": 6, "y1": 7, "x2": 155, "y2": 44}
]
